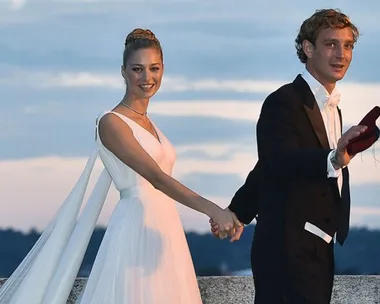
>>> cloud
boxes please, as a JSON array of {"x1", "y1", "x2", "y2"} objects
[
  {"x1": 0, "y1": 113, "x2": 255, "y2": 159},
  {"x1": 0, "y1": 96, "x2": 378, "y2": 160},
  {"x1": 180, "y1": 173, "x2": 244, "y2": 197},
  {"x1": 350, "y1": 183, "x2": 380, "y2": 207},
  {"x1": 0, "y1": 151, "x2": 237, "y2": 233},
  {"x1": 0, "y1": 69, "x2": 283, "y2": 95},
  {"x1": 9, "y1": 0, "x2": 26, "y2": 10},
  {"x1": 2, "y1": 0, "x2": 379, "y2": 28},
  {"x1": 3, "y1": 68, "x2": 380, "y2": 112},
  {"x1": 40, "y1": 72, "x2": 122, "y2": 89},
  {"x1": 1, "y1": 1, "x2": 380, "y2": 81}
]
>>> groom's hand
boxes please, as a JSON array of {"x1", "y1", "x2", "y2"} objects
[
  {"x1": 230, "y1": 220, "x2": 244, "y2": 242},
  {"x1": 335, "y1": 125, "x2": 368, "y2": 167}
]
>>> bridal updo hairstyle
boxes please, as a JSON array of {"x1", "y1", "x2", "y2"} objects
[{"x1": 123, "y1": 28, "x2": 163, "y2": 66}]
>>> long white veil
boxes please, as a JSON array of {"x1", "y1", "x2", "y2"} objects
[{"x1": 0, "y1": 117, "x2": 112, "y2": 304}]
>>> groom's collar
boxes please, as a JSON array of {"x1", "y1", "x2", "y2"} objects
[
  {"x1": 292, "y1": 73, "x2": 339, "y2": 109},
  {"x1": 300, "y1": 69, "x2": 340, "y2": 110}
]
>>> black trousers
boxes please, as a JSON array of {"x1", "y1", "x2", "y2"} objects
[{"x1": 252, "y1": 234, "x2": 335, "y2": 304}]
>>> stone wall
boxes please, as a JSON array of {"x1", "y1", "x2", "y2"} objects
[{"x1": 1, "y1": 276, "x2": 380, "y2": 303}]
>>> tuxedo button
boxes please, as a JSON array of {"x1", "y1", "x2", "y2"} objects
[{"x1": 324, "y1": 218, "x2": 330, "y2": 223}]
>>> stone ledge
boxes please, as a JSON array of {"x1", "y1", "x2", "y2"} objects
[{"x1": 1, "y1": 275, "x2": 380, "y2": 303}]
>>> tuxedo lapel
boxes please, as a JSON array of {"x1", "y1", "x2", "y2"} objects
[{"x1": 293, "y1": 75, "x2": 330, "y2": 149}]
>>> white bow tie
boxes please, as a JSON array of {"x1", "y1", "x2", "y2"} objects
[{"x1": 325, "y1": 93, "x2": 340, "y2": 108}]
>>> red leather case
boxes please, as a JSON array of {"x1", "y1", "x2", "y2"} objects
[{"x1": 346, "y1": 106, "x2": 380, "y2": 155}]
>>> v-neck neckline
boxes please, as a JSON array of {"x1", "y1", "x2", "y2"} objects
[{"x1": 111, "y1": 111, "x2": 162, "y2": 145}]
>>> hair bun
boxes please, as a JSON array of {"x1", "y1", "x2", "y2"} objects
[
  {"x1": 125, "y1": 28, "x2": 158, "y2": 47},
  {"x1": 122, "y1": 28, "x2": 163, "y2": 65}
]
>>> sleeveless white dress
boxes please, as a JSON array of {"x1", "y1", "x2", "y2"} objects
[
  {"x1": 0, "y1": 111, "x2": 203, "y2": 304},
  {"x1": 78, "y1": 111, "x2": 203, "y2": 303}
]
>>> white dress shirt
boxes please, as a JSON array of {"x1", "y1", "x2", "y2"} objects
[{"x1": 301, "y1": 70, "x2": 343, "y2": 195}]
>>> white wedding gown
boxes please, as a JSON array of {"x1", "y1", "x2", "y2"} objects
[{"x1": 0, "y1": 111, "x2": 203, "y2": 304}]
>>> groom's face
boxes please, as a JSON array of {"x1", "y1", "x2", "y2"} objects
[{"x1": 305, "y1": 27, "x2": 354, "y2": 87}]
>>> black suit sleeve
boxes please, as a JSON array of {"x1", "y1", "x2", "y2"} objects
[
  {"x1": 257, "y1": 93, "x2": 332, "y2": 181},
  {"x1": 228, "y1": 161, "x2": 260, "y2": 224}
]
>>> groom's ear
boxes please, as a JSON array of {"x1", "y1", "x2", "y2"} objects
[
  {"x1": 347, "y1": 106, "x2": 380, "y2": 155},
  {"x1": 302, "y1": 40, "x2": 314, "y2": 59}
]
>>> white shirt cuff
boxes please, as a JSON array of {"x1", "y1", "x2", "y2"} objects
[{"x1": 327, "y1": 150, "x2": 341, "y2": 178}]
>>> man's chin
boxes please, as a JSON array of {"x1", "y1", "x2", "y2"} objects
[{"x1": 330, "y1": 71, "x2": 347, "y2": 82}]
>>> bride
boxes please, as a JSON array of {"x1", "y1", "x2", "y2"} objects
[{"x1": 0, "y1": 28, "x2": 241, "y2": 304}]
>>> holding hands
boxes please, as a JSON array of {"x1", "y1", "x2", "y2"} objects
[{"x1": 209, "y1": 208, "x2": 244, "y2": 242}]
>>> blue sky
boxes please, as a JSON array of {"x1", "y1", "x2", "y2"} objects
[{"x1": 0, "y1": 0, "x2": 379, "y2": 234}]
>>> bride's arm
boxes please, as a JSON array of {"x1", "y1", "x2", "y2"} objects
[{"x1": 98, "y1": 113, "x2": 239, "y2": 232}]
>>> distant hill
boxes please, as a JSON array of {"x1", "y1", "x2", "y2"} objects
[{"x1": 1, "y1": 225, "x2": 380, "y2": 277}]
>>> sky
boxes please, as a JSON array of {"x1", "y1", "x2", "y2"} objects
[{"x1": 0, "y1": 0, "x2": 379, "y2": 235}]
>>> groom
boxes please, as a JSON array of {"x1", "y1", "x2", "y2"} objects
[{"x1": 211, "y1": 9, "x2": 367, "y2": 304}]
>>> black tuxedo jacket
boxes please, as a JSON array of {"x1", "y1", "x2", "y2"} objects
[{"x1": 228, "y1": 74, "x2": 351, "y2": 245}]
